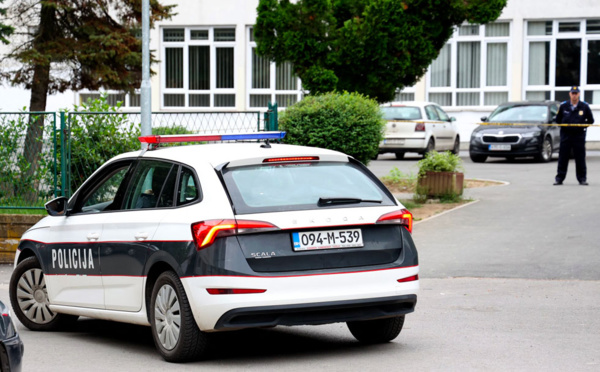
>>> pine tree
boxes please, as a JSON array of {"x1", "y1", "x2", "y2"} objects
[
  {"x1": 0, "y1": 0, "x2": 14, "y2": 44},
  {"x1": 255, "y1": 0, "x2": 507, "y2": 103},
  {"x1": 0, "y1": 0, "x2": 174, "y2": 193}
]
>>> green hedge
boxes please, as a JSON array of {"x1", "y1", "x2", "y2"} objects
[{"x1": 279, "y1": 92, "x2": 384, "y2": 164}]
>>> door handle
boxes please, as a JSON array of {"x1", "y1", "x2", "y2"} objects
[
  {"x1": 135, "y1": 232, "x2": 149, "y2": 241},
  {"x1": 87, "y1": 232, "x2": 100, "y2": 241}
]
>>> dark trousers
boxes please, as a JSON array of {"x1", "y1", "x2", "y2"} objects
[{"x1": 555, "y1": 132, "x2": 587, "y2": 182}]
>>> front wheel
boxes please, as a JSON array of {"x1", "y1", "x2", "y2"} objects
[
  {"x1": 151, "y1": 271, "x2": 208, "y2": 362},
  {"x1": 534, "y1": 137, "x2": 553, "y2": 162},
  {"x1": 423, "y1": 138, "x2": 435, "y2": 158},
  {"x1": 451, "y1": 137, "x2": 460, "y2": 155},
  {"x1": 9, "y1": 256, "x2": 78, "y2": 331},
  {"x1": 347, "y1": 316, "x2": 405, "y2": 344}
]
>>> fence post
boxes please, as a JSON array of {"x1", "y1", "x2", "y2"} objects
[
  {"x1": 264, "y1": 102, "x2": 279, "y2": 131},
  {"x1": 60, "y1": 112, "x2": 68, "y2": 197},
  {"x1": 52, "y1": 112, "x2": 58, "y2": 198}
]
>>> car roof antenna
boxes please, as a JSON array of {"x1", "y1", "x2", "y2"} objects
[{"x1": 261, "y1": 139, "x2": 271, "y2": 148}]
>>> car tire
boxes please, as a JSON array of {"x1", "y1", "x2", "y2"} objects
[
  {"x1": 423, "y1": 138, "x2": 435, "y2": 158},
  {"x1": 150, "y1": 271, "x2": 208, "y2": 363},
  {"x1": 534, "y1": 136, "x2": 553, "y2": 162},
  {"x1": 395, "y1": 152, "x2": 405, "y2": 160},
  {"x1": 451, "y1": 137, "x2": 460, "y2": 155},
  {"x1": 469, "y1": 153, "x2": 487, "y2": 163},
  {"x1": 347, "y1": 315, "x2": 405, "y2": 344},
  {"x1": 9, "y1": 256, "x2": 78, "y2": 331}
]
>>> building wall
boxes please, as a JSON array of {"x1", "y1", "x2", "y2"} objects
[{"x1": 1, "y1": 0, "x2": 599, "y2": 140}]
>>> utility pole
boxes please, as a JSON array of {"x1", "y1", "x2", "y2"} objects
[{"x1": 140, "y1": 0, "x2": 151, "y2": 149}]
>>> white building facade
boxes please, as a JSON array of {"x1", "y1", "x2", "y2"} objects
[{"x1": 1, "y1": 0, "x2": 599, "y2": 140}]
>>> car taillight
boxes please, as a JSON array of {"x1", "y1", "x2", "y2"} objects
[
  {"x1": 376, "y1": 209, "x2": 413, "y2": 233},
  {"x1": 191, "y1": 219, "x2": 279, "y2": 250},
  {"x1": 415, "y1": 122, "x2": 425, "y2": 131}
]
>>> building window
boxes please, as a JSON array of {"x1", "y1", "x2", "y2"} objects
[
  {"x1": 162, "y1": 27, "x2": 236, "y2": 108},
  {"x1": 525, "y1": 19, "x2": 600, "y2": 104},
  {"x1": 79, "y1": 92, "x2": 140, "y2": 108},
  {"x1": 247, "y1": 27, "x2": 302, "y2": 108},
  {"x1": 393, "y1": 90, "x2": 415, "y2": 102},
  {"x1": 427, "y1": 22, "x2": 511, "y2": 107}
]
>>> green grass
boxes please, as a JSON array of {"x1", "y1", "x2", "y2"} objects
[
  {"x1": 398, "y1": 199, "x2": 423, "y2": 210},
  {"x1": 0, "y1": 208, "x2": 46, "y2": 215},
  {"x1": 381, "y1": 167, "x2": 417, "y2": 191}
]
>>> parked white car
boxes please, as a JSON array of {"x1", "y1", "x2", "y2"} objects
[
  {"x1": 377, "y1": 101, "x2": 460, "y2": 159},
  {"x1": 10, "y1": 132, "x2": 419, "y2": 363}
]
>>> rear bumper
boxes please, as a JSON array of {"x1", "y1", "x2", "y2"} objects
[
  {"x1": 214, "y1": 294, "x2": 417, "y2": 329},
  {"x1": 379, "y1": 138, "x2": 427, "y2": 153},
  {"x1": 181, "y1": 265, "x2": 419, "y2": 331}
]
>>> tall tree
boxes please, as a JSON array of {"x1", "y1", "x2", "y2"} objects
[
  {"x1": 255, "y1": 0, "x2": 507, "y2": 103},
  {"x1": 0, "y1": 0, "x2": 174, "y2": 194},
  {"x1": 0, "y1": 0, "x2": 14, "y2": 45},
  {"x1": 2, "y1": 0, "x2": 174, "y2": 111}
]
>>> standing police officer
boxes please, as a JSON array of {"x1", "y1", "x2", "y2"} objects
[{"x1": 554, "y1": 86, "x2": 595, "y2": 185}]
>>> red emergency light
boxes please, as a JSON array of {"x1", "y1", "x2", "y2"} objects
[{"x1": 138, "y1": 131, "x2": 286, "y2": 144}]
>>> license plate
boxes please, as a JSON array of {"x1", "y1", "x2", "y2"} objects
[
  {"x1": 292, "y1": 229, "x2": 364, "y2": 251},
  {"x1": 384, "y1": 139, "x2": 405, "y2": 145},
  {"x1": 489, "y1": 144, "x2": 511, "y2": 151}
]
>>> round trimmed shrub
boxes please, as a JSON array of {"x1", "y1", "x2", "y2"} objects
[{"x1": 279, "y1": 92, "x2": 385, "y2": 164}]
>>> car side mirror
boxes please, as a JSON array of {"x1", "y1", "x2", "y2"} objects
[
  {"x1": 450, "y1": 117, "x2": 456, "y2": 122},
  {"x1": 551, "y1": 115, "x2": 557, "y2": 123},
  {"x1": 45, "y1": 196, "x2": 69, "y2": 216},
  {"x1": 481, "y1": 116, "x2": 488, "y2": 122}
]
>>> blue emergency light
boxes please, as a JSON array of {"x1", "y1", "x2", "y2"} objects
[{"x1": 139, "y1": 131, "x2": 286, "y2": 144}]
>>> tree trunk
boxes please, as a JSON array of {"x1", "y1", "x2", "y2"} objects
[{"x1": 21, "y1": 4, "x2": 55, "y2": 204}]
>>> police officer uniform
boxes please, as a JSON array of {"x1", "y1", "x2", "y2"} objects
[{"x1": 554, "y1": 86, "x2": 595, "y2": 185}]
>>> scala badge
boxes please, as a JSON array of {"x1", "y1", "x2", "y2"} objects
[{"x1": 250, "y1": 252, "x2": 276, "y2": 259}]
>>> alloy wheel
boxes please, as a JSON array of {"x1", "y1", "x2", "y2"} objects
[
  {"x1": 542, "y1": 138, "x2": 552, "y2": 161},
  {"x1": 154, "y1": 284, "x2": 182, "y2": 351},
  {"x1": 16, "y1": 268, "x2": 56, "y2": 324}
]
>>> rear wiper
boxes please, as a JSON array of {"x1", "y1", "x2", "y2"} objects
[{"x1": 317, "y1": 197, "x2": 382, "y2": 206}]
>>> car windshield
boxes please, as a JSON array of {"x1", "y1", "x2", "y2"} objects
[
  {"x1": 381, "y1": 106, "x2": 422, "y2": 120},
  {"x1": 222, "y1": 162, "x2": 395, "y2": 214},
  {"x1": 488, "y1": 105, "x2": 548, "y2": 123}
]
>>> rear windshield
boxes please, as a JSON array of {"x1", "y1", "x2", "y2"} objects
[
  {"x1": 222, "y1": 162, "x2": 396, "y2": 214},
  {"x1": 488, "y1": 105, "x2": 548, "y2": 122},
  {"x1": 381, "y1": 106, "x2": 422, "y2": 120}
]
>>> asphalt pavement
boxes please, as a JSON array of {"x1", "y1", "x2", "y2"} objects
[
  {"x1": 0, "y1": 151, "x2": 598, "y2": 370},
  {"x1": 370, "y1": 151, "x2": 600, "y2": 280}
]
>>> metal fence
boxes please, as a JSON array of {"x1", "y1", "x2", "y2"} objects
[
  {"x1": 0, "y1": 112, "x2": 58, "y2": 211},
  {"x1": 1, "y1": 106, "x2": 278, "y2": 211}
]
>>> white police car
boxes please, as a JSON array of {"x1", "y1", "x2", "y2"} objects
[{"x1": 9, "y1": 132, "x2": 418, "y2": 362}]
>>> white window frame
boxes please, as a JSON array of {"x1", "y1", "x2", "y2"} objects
[
  {"x1": 246, "y1": 26, "x2": 303, "y2": 109},
  {"x1": 426, "y1": 22, "x2": 512, "y2": 108},
  {"x1": 160, "y1": 26, "x2": 237, "y2": 110},
  {"x1": 524, "y1": 19, "x2": 600, "y2": 105},
  {"x1": 77, "y1": 90, "x2": 141, "y2": 109}
]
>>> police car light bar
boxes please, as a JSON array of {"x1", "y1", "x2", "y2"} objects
[{"x1": 138, "y1": 131, "x2": 286, "y2": 144}]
